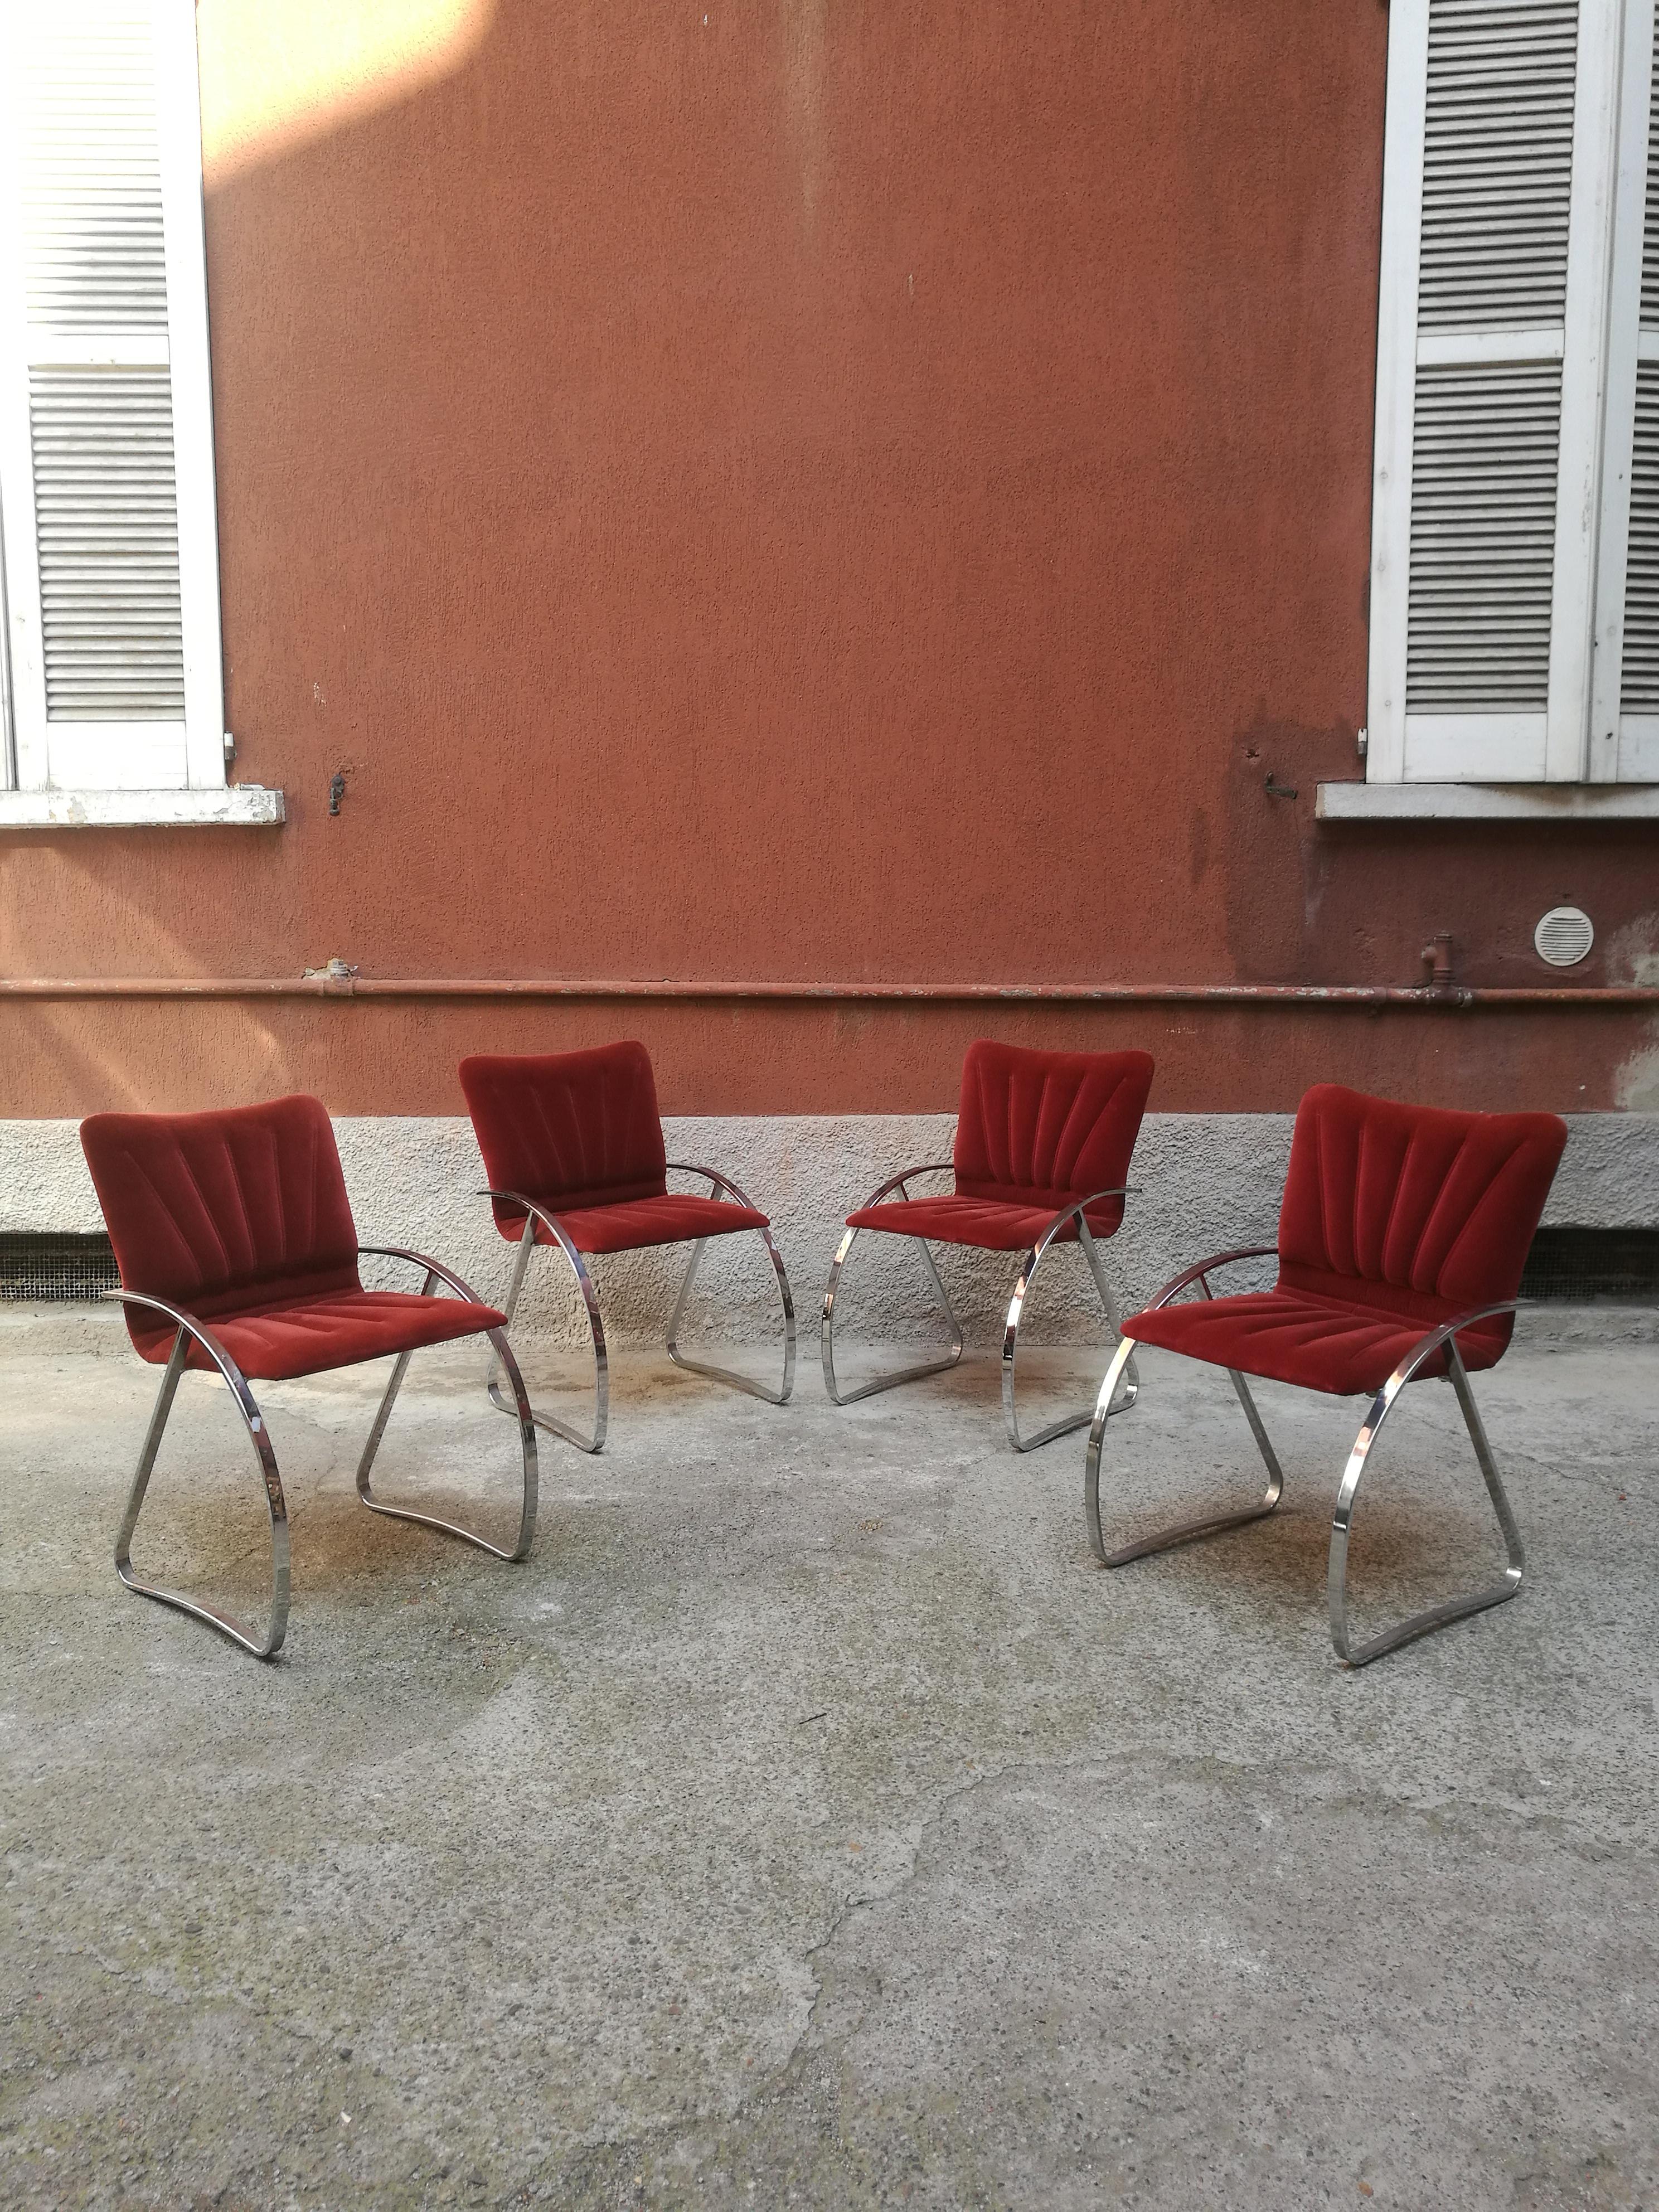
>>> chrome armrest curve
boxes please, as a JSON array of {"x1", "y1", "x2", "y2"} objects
[
  {"x1": 1029, "y1": 1187, "x2": 1132, "y2": 1260},
  {"x1": 105, "y1": 1289, "x2": 253, "y2": 1395},
  {"x1": 474, "y1": 1189, "x2": 586, "y2": 1251},
  {"x1": 663, "y1": 1160, "x2": 762, "y2": 1210},
  {"x1": 358, "y1": 1244, "x2": 489, "y2": 1306},
  {"x1": 1144, "y1": 1245, "x2": 1280, "y2": 1311},
  {"x1": 852, "y1": 1161, "x2": 957, "y2": 1211},
  {"x1": 1369, "y1": 1301, "x2": 1521, "y2": 1403}
]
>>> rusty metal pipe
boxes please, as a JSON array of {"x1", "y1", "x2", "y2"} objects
[{"x1": 1, "y1": 978, "x2": 1656, "y2": 1006}]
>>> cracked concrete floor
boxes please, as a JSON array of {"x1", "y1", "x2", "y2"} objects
[{"x1": 1, "y1": 1316, "x2": 1657, "y2": 2210}]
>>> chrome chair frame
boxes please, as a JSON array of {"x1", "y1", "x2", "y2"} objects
[
  {"x1": 663, "y1": 1162, "x2": 797, "y2": 1406},
  {"x1": 821, "y1": 1164, "x2": 964, "y2": 1405},
  {"x1": 1084, "y1": 1248, "x2": 1284, "y2": 1563},
  {"x1": 1002, "y1": 1197, "x2": 1141, "y2": 1451},
  {"x1": 822, "y1": 1166, "x2": 1139, "y2": 1452},
  {"x1": 484, "y1": 1197, "x2": 610, "y2": 1452},
  {"x1": 482, "y1": 1164, "x2": 795, "y2": 1453},
  {"x1": 1083, "y1": 1248, "x2": 1526, "y2": 1666},
  {"x1": 108, "y1": 1249, "x2": 538, "y2": 1661},
  {"x1": 110, "y1": 1292, "x2": 290, "y2": 1660},
  {"x1": 1328, "y1": 1303, "x2": 1523, "y2": 1665},
  {"x1": 355, "y1": 1247, "x2": 539, "y2": 1561}
]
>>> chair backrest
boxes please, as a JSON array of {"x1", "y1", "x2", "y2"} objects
[
  {"x1": 952, "y1": 1041, "x2": 1154, "y2": 1223},
  {"x1": 459, "y1": 1042, "x2": 669, "y2": 1233},
  {"x1": 80, "y1": 1094, "x2": 361, "y2": 1356},
  {"x1": 1276, "y1": 1084, "x2": 1567, "y2": 1345}
]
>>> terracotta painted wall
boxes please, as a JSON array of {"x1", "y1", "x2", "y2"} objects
[{"x1": 2, "y1": 0, "x2": 1656, "y2": 1117}]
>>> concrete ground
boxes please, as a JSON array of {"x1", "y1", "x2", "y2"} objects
[{"x1": 2, "y1": 1307, "x2": 1657, "y2": 2211}]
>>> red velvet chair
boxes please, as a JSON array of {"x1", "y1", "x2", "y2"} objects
[
  {"x1": 1085, "y1": 1083, "x2": 1568, "y2": 1665},
  {"x1": 79, "y1": 1095, "x2": 538, "y2": 1659},
  {"x1": 459, "y1": 1042, "x2": 795, "y2": 1450},
  {"x1": 822, "y1": 1040, "x2": 1154, "y2": 1450}
]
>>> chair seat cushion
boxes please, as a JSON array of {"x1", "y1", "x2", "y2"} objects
[
  {"x1": 135, "y1": 1289, "x2": 507, "y2": 1383},
  {"x1": 512, "y1": 1193, "x2": 769, "y2": 1256},
  {"x1": 1126, "y1": 1288, "x2": 1511, "y2": 1398},
  {"x1": 845, "y1": 1192, "x2": 1124, "y2": 1251}
]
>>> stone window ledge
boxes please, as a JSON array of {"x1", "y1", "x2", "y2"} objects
[
  {"x1": 0, "y1": 787, "x2": 284, "y2": 829},
  {"x1": 1316, "y1": 782, "x2": 1659, "y2": 822}
]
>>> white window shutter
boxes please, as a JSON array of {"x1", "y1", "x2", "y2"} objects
[
  {"x1": 1593, "y1": 0, "x2": 1659, "y2": 779},
  {"x1": 0, "y1": 0, "x2": 222, "y2": 794},
  {"x1": 1368, "y1": 0, "x2": 1626, "y2": 784}
]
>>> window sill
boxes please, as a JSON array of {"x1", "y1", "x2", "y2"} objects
[
  {"x1": 0, "y1": 786, "x2": 284, "y2": 828},
  {"x1": 1316, "y1": 781, "x2": 1659, "y2": 822}
]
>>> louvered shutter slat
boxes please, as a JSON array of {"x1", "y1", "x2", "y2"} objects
[
  {"x1": 1623, "y1": 366, "x2": 1659, "y2": 712},
  {"x1": 24, "y1": 14, "x2": 180, "y2": 728},
  {"x1": 1407, "y1": 361, "x2": 1561, "y2": 711},
  {"x1": 1415, "y1": 0, "x2": 1576, "y2": 336},
  {"x1": 23, "y1": 18, "x2": 170, "y2": 336},
  {"x1": 1616, "y1": 20, "x2": 1659, "y2": 754},
  {"x1": 29, "y1": 365, "x2": 182, "y2": 720}
]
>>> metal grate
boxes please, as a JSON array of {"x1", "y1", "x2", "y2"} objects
[
  {"x1": 0, "y1": 1231, "x2": 120, "y2": 1301},
  {"x1": 1533, "y1": 903, "x2": 1594, "y2": 966},
  {"x1": 1521, "y1": 1226, "x2": 1659, "y2": 1303}
]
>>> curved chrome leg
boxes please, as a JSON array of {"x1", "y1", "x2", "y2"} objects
[
  {"x1": 1002, "y1": 1217, "x2": 1141, "y2": 1453},
  {"x1": 486, "y1": 1212, "x2": 609, "y2": 1453},
  {"x1": 360, "y1": 1291, "x2": 539, "y2": 1561},
  {"x1": 115, "y1": 1325, "x2": 292, "y2": 1660},
  {"x1": 1085, "y1": 1340, "x2": 1284, "y2": 1565},
  {"x1": 821, "y1": 1224, "x2": 965, "y2": 1405},
  {"x1": 1328, "y1": 1341, "x2": 1523, "y2": 1667},
  {"x1": 666, "y1": 1224, "x2": 797, "y2": 1404}
]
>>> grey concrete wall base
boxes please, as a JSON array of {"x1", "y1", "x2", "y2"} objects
[{"x1": 2, "y1": 1110, "x2": 1656, "y2": 1350}]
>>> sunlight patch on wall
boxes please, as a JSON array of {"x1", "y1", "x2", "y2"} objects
[{"x1": 196, "y1": 0, "x2": 495, "y2": 183}]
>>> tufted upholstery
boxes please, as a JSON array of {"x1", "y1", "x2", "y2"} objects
[
  {"x1": 847, "y1": 1041, "x2": 1154, "y2": 1248},
  {"x1": 80, "y1": 1095, "x2": 505, "y2": 1380},
  {"x1": 517, "y1": 1190, "x2": 768, "y2": 1254},
  {"x1": 846, "y1": 1192, "x2": 1113, "y2": 1251},
  {"x1": 459, "y1": 1043, "x2": 768, "y2": 1253},
  {"x1": 1126, "y1": 1084, "x2": 1567, "y2": 1394}
]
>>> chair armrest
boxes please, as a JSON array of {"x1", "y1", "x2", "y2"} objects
[
  {"x1": 358, "y1": 1244, "x2": 489, "y2": 1305},
  {"x1": 1032, "y1": 1187, "x2": 1132, "y2": 1253},
  {"x1": 475, "y1": 1189, "x2": 593, "y2": 1261},
  {"x1": 1379, "y1": 1301, "x2": 1521, "y2": 1398},
  {"x1": 852, "y1": 1161, "x2": 957, "y2": 1210},
  {"x1": 1145, "y1": 1245, "x2": 1280, "y2": 1310},
  {"x1": 105, "y1": 1290, "x2": 258, "y2": 1400},
  {"x1": 663, "y1": 1160, "x2": 762, "y2": 1210}
]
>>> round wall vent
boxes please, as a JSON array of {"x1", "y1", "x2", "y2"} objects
[{"x1": 1534, "y1": 905, "x2": 1594, "y2": 967}]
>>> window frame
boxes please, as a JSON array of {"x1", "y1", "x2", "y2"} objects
[
  {"x1": 0, "y1": 0, "x2": 279, "y2": 828},
  {"x1": 1355, "y1": 0, "x2": 1659, "y2": 804}
]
